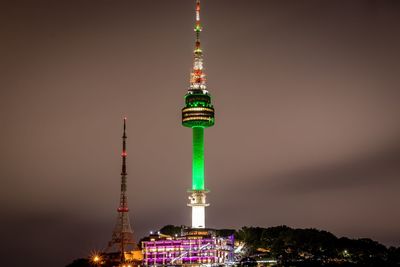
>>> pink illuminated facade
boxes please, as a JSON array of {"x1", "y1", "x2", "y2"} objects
[{"x1": 142, "y1": 232, "x2": 234, "y2": 266}]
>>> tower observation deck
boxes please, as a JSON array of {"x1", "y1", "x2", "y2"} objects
[{"x1": 182, "y1": 0, "x2": 214, "y2": 229}]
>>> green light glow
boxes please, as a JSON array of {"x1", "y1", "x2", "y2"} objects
[
  {"x1": 195, "y1": 25, "x2": 202, "y2": 32},
  {"x1": 192, "y1": 127, "x2": 204, "y2": 190}
]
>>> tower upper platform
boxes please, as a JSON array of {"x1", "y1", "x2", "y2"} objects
[{"x1": 182, "y1": 0, "x2": 215, "y2": 128}]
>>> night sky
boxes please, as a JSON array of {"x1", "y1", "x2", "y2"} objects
[{"x1": 1, "y1": 0, "x2": 399, "y2": 266}]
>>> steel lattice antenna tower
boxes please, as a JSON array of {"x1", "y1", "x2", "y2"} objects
[
  {"x1": 106, "y1": 118, "x2": 135, "y2": 260},
  {"x1": 182, "y1": 0, "x2": 215, "y2": 229}
]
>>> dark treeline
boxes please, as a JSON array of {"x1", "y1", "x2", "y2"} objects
[
  {"x1": 155, "y1": 225, "x2": 400, "y2": 266},
  {"x1": 233, "y1": 225, "x2": 400, "y2": 267},
  {"x1": 66, "y1": 225, "x2": 400, "y2": 267}
]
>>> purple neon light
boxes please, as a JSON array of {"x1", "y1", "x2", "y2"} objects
[
  {"x1": 142, "y1": 236, "x2": 234, "y2": 265},
  {"x1": 146, "y1": 256, "x2": 218, "y2": 262}
]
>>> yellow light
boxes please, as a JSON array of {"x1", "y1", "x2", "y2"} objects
[
  {"x1": 90, "y1": 253, "x2": 102, "y2": 265},
  {"x1": 183, "y1": 116, "x2": 212, "y2": 122},
  {"x1": 183, "y1": 107, "x2": 214, "y2": 113}
]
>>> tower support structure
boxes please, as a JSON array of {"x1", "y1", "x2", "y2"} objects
[
  {"x1": 182, "y1": 0, "x2": 215, "y2": 229},
  {"x1": 106, "y1": 118, "x2": 135, "y2": 261}
]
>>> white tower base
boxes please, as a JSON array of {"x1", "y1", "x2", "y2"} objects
[{"x1": 188, "y1": 190, "x2": 209, "y2": 229}]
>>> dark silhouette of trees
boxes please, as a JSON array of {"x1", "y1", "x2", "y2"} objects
[
  {"x1": 233, "y1": 226, "x2": 400, "y2": 266},
  {"x1": 159, "y1": 224, "x2": 182, "y2": 236},
  {"x1": 67, "y1": 225, "x2": 400, "y2": 267},
  {"x1": 65, "y1": 258, "x2": 90, "y2": 267}
]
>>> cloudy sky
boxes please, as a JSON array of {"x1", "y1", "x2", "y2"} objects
[{"x1": 0, "y1": 0, "x2": 399, "y2": 266}]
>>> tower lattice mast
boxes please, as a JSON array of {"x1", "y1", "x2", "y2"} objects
[
  {"x1": 107, "y1": 118, "x2": 135, "y2": 260},
  {"x1": 182, "y1": 0, "x2": 215, "y2": 229}
]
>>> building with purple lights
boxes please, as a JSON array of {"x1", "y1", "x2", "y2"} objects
[{"x1": 142, "y1": 230, "x2": 234, "y2": 266}]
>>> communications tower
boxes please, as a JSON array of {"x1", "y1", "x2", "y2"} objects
[
  {"x1": 106, "y1": 118, "x2": 135, "y2": 260},
  {"x1": 182, "y1": 0, "x2": 215, "y2": 229}
]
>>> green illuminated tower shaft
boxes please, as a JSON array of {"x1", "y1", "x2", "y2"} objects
[
  {"x1": 192, "y1": 127, "x2": 204, "y2": 190},
  {"x1": 182, "y1": 0, "x2": 214, "y2": 229}
]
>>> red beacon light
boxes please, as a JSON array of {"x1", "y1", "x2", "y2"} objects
[{"x1": 118, "y1": 207, "x2": 129, "y2": 212}]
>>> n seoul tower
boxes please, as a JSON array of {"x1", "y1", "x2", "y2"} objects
[{"x1": 182, "y1": 0, "x2": 215, "y2": 229}]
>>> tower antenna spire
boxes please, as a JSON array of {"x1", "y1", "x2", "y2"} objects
[
  {"x1": 122, "y1": 117, "x2": 127, "y2": 176},
  {"x1": 195, "y1": 0, "x2": 202, "y2": 49},
  {"x1": 106, "y1": 117, "x2": 135, "y2": 263},
  {"x1": 190, "y1": 0, "x2": 207, "y2": 93}
]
